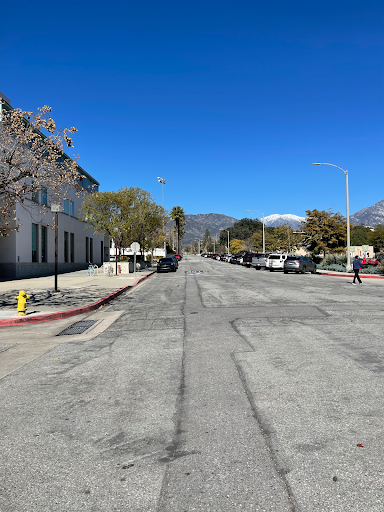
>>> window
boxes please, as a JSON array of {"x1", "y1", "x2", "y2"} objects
[
  {"x1": 41, "y1": 188, "x2": 48, "y2": 205},
  {"x1": 70, "y1": 201, "x2": 74, "y2": 216},
  {"x1": 64, "y1": 231, "x2": 69, "y2": 262},
  {"x1": 63, "y1": 200, "x2": 69, "y2": 214},
  {"x1": 32, "y1": 190, "x2": 39, "y2": 203},
  {"x1": 90, "y1": 237, "x2": 93, "y2": 263},
  {"x1": 70, "y1": 233, "x2": 74, "y2": 262},
  {"x1": 32, "y1": 224, "x2": 38, "y2": 262},
  {"x1": 86, "y1": 237, "x2": 89, "y2": 262},
  {"x1": 41, "y1": 226, "x2": 47, "y2": 262}
]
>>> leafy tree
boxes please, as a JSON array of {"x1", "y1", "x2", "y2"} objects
[
  {"x1": 202, "y1": 228, "x2": 213, "y2": 252},
  {"x1": 300, "y1": 209, "x2": 347, "y2": 255},
  {"x1": 170, "y1": 206, "x2": 186, "y2": 254},
  {"x1": 80, "y1": 187, "x2": 166, "y2": 255},
  {"x1": 368, "y1": 225, "x2": 384, "y2": 252},
  {"x1": 351, "y1": 224, "x2": 372, "y2": 246},
  {"x1": 0, "y1": 105, "x2": 81, "y2": 235},
  {"x1": 219, "y1": 217, "x2": 262, "y2": 247},
  {"x1": 230, "y1": 239, "x2": 246, "y2": 253}
]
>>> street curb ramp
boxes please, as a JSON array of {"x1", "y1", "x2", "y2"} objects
[{"x1": 0, "y1": 272, "x2": 155, "y2": 327}]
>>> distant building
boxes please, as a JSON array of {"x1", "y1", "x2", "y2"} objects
[{"x1": 0, "y1": 92, "x2": 109, "y2": 279}]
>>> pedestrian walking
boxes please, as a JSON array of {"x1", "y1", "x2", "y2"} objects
[{"x1": 352, "y1": 255, "x2": 363, "y2": 285}]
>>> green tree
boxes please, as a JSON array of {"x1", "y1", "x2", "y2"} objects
[
  {"x1": 219, "y1": 217, "x2": 262, "y2": 247},
  {"x1": 351, "y1": 224, "x2": 371, "y2": 246},
  {"x1": 368, "y1": 225, "x2": 384, "y2": 252},
  {"x1": 170, "y1": 206, "x2": 186, "y2": 254},
  {"x1": 80, "y1": 187, "x2": 166, "y2": 256},
  {"x1": 202, "y1": 228, "x2": 213, "y2": 252},
  {"x1": 300, "y1": 209, "x2": 347, "y2": 256}
]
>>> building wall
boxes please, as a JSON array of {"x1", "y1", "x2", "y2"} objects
[{"x1": 0, "y1": 195, "x2": 109, "y2": 280}]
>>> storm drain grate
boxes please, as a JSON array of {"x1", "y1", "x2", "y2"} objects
[{"x1": 57, "y1": 320, "x2": 97, "y2": 336}]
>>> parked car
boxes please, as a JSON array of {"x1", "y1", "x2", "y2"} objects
[
  {"x1": 242, "y1": 252, "x2": 258, "y2": 268},
  {"x1": 283, "y1": 255, "x2": 316, "y2": 274},
  {"x1": 251, "y1": 253, "x2": 269, "y2": 270},
  {"x1": 169, "y1": 255, "x2": 178, "y2": 268},
  {"x1": 229, "y1": 254, "x2": 240, "y2": 264},
  {"x1": 174, "y1": 254, "x2": 182, "y2": 261},
  {"x1": 266, "y1": 253, "x2": 288, "y2": 271},
  {"x1": 157, "y1": 257, "x2": 177, "y2": 273}
]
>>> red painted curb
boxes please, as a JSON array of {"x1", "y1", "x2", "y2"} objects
[
  {"x1": 0, "y1": 272, "x2": 155, "y2": 327},
  {"x1": 320, "y1": 272, "x2": 384, "y2": 279}
]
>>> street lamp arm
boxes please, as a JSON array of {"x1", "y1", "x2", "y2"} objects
[
  {"x1": 312, "y1": 161, "x2": 351, "y2": 272},
  {"x1": 312, "y1": 163, "x2": 347, "y2": 175},
  {"x1": 246, "y1": 209, "x2": 264, "y2": 216}
]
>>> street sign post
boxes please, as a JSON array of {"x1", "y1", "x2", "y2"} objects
[
  {"x1": 130, "y1": 242, "x2": 140, "y2": 278},
  {"x1": 50, "y1": 203, "x2": 62, "y2": 291}
]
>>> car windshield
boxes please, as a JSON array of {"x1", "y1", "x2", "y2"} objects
[
  {"x1": 254, "y1": 254, "x2": 265, "y2": 257},
  {"x1": 286, "y1": 256, "x2": 300, "y2": 261},
  {"x1": 159, "y1": 258, "x2": 173, "y2": 262},
  {"x1": 269, "y1": 255, "x2": 282, "y2": 259}
]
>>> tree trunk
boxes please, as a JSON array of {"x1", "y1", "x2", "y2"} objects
[{"x1": 176, "y1": 219, "x2": 180, "y2": 254}]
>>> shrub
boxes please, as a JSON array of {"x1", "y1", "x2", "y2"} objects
[
  {"x1": 321, "y1": 254, "x2": 347, "y2": 266},
  {"x1": 318, "y1": 263, "x2": 346, "y2": 272}
]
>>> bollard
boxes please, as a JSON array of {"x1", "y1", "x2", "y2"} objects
[{"x1": 15, "y1": 290, "x2": 30, "y2": 316}]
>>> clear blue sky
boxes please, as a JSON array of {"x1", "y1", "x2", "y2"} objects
[{"x1": 2, "y1": 0, "x2": 383, "y2": 222}]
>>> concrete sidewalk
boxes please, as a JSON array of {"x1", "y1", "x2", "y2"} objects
[{"x1": 0, "y1": 267, "x2": 155, "y2": 323}]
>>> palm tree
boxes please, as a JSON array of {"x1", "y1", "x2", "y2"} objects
[{"x1": 170, "y1": 206, "x2": 186, "y2": 254}]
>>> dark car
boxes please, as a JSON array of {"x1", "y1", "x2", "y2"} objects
[
  {"x1": 283, "y1": 255, "x2": 316, "y2": 274},
  {"x1": 175, "y1": 254, "x2": 182, "y2": 261},
  {"x1": 157, "y1": 257, "x2": 177, "y2": 273},
  {"x1": 242, "y1": 252, "x2": 258, "y2": 268}
]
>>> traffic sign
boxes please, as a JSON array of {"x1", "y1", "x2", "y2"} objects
[{"x1": 130, "y1": 242, "x2": 140, "y2": 253}]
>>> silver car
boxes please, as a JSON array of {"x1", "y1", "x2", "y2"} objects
[{"x1": 283, "y1": 256, "x2": 316, "y2": 274}]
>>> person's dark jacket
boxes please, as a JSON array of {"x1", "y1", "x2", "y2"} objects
[{"x1": 352, "y1": 259, "x2": 363, "y2": 270}]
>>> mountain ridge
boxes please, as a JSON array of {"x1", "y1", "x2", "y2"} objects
[{"x1": 350, "y1": 200, "x2": 384, "y2": 226}]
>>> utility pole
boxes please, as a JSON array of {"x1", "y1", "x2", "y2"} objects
[{"x1": 157, "y1": 177, "x2": 166, "y2": 257}]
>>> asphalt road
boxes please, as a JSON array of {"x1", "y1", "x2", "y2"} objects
[{"x1": 1, "y1": 256, "x2": 384, "y2": 511}]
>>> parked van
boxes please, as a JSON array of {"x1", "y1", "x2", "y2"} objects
[{"x1": 266, "y1": 253, "x2": 288, "y2": 271}]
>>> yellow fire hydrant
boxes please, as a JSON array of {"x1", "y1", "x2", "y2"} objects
[{"x1": 15, "y1": 290, "x2": 30, "y2": 316}]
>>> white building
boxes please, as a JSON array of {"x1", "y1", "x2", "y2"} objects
[{"x1": 0, "y1": 92, "x2": 109, "y2": 279}]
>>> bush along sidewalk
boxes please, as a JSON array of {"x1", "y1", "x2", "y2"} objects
[{"x1": 317, "y1": 262, "x2": 384, "y2": 275}]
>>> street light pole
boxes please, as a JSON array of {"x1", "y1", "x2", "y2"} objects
[
  {"x1": 113, "y1": 226, "x2": 119, "y2": 276},
  {"x1": 51, "y1": 203, "x2": 61, "y2": 292},
  {"x1": 246, "y1": 210, "x2": 265, "y2": 253},
  {"x1": 157, "y1": 177, "x2": 166, "y2": 257},
  {"x1": 225, "y1": 229, "x2": 230, "y2": 254},
  {"x1": 312, "y1": 163, "x2": 351, "y2": 272}
]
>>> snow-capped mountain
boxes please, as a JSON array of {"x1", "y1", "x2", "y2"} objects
[
  {"x1": 264, "y1": 214, "x2": 305, "y2": 229},
  {"x1": 350, "y1": 200, "x2": 384, "y2": 227}
]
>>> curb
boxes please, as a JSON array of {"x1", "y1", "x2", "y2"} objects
[
  {"x1": 0, "y1": 272, "x2": 155, "y2": 327},
  {"x1": 320, "y1": 272, "x2": 384, "y2": 280}
]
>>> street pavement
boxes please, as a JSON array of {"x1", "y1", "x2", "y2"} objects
[{"x1": 1, "y1": 256, "x2": 384, "y2": 511}]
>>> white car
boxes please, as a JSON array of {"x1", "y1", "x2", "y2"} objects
[{"x1": 266, "y1": 253, "x2": 288, "y2": 272}]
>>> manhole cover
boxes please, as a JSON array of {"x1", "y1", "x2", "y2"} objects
[{"x1": 57, "y1": 320, "x2": 97, "y2": 336}]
